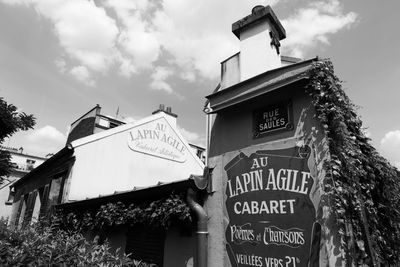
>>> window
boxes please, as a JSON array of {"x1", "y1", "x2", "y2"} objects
[
  {"x1": 31, "y1": 191, "x2": 41, "y2": 223},
  {"x1": 22, "y1": 191, "x2": 38, "y2": 227},
  {"x1": 125, "y1": 225, "x2": 166, "y2": 266},
  {"x1": 98, "y1": 118, "x2": 110, "y2": 128},
  {"x1": 14, "y1": 194, "x2": 27, "y2": 228},
  {"x1": 39, "y1": 184, "x2": 50, "y2": 220},
  {"x1": 13, "y1": 191, "x2": 38, "y2": 228},
  {"x1": 26, "y1": 159, "x2": 36, "y2": 170}
]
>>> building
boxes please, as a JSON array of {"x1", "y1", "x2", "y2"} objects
[
  {"x1": 9, "y1": 104, "x2": 205, "y2": 266},
  {"x1": 0, "y1": 145, "x2": 46, "y2": 220},
  {"x1": 67, "y1": 104, "x2": 205, "y2": 163},
  {"x1": 202, "y1": 5, "x2": 376, "y2": 267},
  {"x1": 9, "y1": 5, "x2": 376, "y2": 267},
  {"x1": 66, "y1": 104, "x2": 125, "y2": 144}
]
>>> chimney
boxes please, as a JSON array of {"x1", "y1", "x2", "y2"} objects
[
  {"x1": 152, "y1": 104, "x2": 178, "y2": 127},
  {"x1": 232, "y1": 5, "x2": 286, "y2": 82}
]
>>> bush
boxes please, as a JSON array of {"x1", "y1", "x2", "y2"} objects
[{"x1": 0, "y1": 219, "x2": 154, "y2": 266}]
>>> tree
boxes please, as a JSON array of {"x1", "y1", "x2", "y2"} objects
[{"x1": 0, "y1": 97, "x2": 35, "y2": 182}]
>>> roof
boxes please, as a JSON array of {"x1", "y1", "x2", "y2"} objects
[
  {"x1": 0, "y1": 145, "x2": 47, "y2": 160},
  {"x1": 281, "y1": 55, "x2": 303, "y2": 64},
  {"x1": 70, "y1": 104, "x2": 100, "y2": 126},
  {"x1": 56, "y1": 176, "x2": 203, "y2": 210},
  {"x1": 11, "y1": 146, "x2": 74, "y2": 188},
  {"x1": 205, "y1": 57, "x2": 318, "y2": 113},
  {"x1": 70, "y1": 112, "x2": 171, "y2": 148}
]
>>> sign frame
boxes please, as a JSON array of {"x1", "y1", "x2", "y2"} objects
[{"x1": 252, "y1": 100, "x2": 293, "y2": 138}]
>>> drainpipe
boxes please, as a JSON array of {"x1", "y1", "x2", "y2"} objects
[
  {"x1": 187, "y1": 188, "x2": 208, "y2": 267},
  {"x1": 205, "y1": 106, "x2": 211, "y2": 166}
]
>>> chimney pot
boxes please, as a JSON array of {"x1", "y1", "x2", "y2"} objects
[
  {"x1": 152, "y1": 104, "x2": 177, "y2": 118},
  {"x1": 230, "y1": 5, "x2": 286, "y2": 81},
  {"x1": 252, "y1": 5, "x2": 264, "y2": 14}
]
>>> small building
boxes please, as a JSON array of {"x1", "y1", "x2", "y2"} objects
[
  {"x1": 0, "y1": 145, "x2": 46, "y2": 220},
  {"x1": 9, "y1": 104, "x2": 205, "y2": 266},
  {"x1": 202, "y1": 5, "x2": 383, "y2": 267}
]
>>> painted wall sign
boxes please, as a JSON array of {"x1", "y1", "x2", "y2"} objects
[
  {"x1": 127, "y1": 119, "x2": 187, "y2": 163},
  {"x1": 253, "y1": 101, "x2": 292, "y2": 138},
  {"x1": 224, "y1": 146, "x2": 320, "y2": 267}
]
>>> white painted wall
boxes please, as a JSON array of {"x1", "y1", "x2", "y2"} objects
[
  {"x1": 0, "y1": 152, "x2": 45, "y2": 220},
  {"x1": 239, "y1": 20, "x2": 281, "y2": 81},
  {"x1": 220, "y1": 53, "x2": 240, "y2": 89},
  {"x1": 10, "y1": 153, "x2": 45, "y2": 172},
  {"x1": 67, "y1": 113, "x2": 204, "y2": 201}
]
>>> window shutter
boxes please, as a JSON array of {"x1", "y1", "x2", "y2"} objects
[
  {"x1": 23, "y1": 191, "x2": 37, "y2": 227},
  {"x1": 14, "y1": 194, "x2": 25, "y2": 227},
  {"x1": 39, "y1": 184, "x2": 50, "y2": 219},
  {"x1": 125, "y1": 226, "x2": 166, "y2": 266}
]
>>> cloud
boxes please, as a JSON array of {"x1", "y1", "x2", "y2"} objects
[
  {"x1": 281, "y1": 0, "x2": 357, "y2": 57},
  {"x1": 106, "y1": 0, "x2": 161, "y2": 70},
  {"x1": 70, "y1": 66, "x2": 95, "y2": 87},
  {"x1": 150, "y1": 66, "x2": 174, "y2": 93},
  {"x1": 2, "y1": 0, "x2": 119, "y2": 85},
  {"x1": 178, "y1": 126, "x2": 205, "y2": 147},
  {"x1": 37, "y1": 0, "x2": 119, "y2": 72},
  {"x1": 54, "y1": 58, "x2": 66, "y2": 73},
  {"x1": 2, "y1": 0, "x2": 357, "y2": 88},
  {"x1": 380, "y1": 130, "x2": 400, "y2": 169},
  {"x1": 26, "y1": 125, "x2": 66, "y2": 156},
  {"x1": 121, "y1": 116, "x2": 136, "y2": 124},
  {"x1": 362, "y1": 128, "x2": 371, "y2": 138},
  {"x1": 150, "y1": 0, "x2": 274, "y2": 80}
]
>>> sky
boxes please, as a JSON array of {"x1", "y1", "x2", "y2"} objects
[{"x1": 0, "y1": 0, "x2": 399, "y2": 167}]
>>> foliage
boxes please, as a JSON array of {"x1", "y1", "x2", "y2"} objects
[
  {"x1": 0, "y1": 97, "x2": 35, "y2": 180},
  {"x1": 0, "y1": 218, "x2": 143, "y2": 266},
  {"x1": 306, "y1": 60, "x2": 400, "y2": 265},
  {"x1": 55, "y1": 194, "x2": 192, "y2": 232}
]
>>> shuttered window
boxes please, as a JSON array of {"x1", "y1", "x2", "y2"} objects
[
  {"x1": 14, "y1": 194, "x2": 26, "y2": 227},
  {"x1": 39, "y1": 184, "x2": 50, "y2": 219},
  {"x1": 125, "y1": 226, "x2": 166, "y2": 266},
  {"x1": 22, "y1": 191, "x2": 38, "y2": 227}
]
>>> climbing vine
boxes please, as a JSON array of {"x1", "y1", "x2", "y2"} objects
[
  {"x1": 54, "y1": 194, "x2": 192, "y2": 232},
  {"x1": 306, "y1": 59, "x2": 400, "y2": 265}
]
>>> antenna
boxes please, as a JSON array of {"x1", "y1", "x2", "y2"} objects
[{"x1": 115, "y1": 106, "x2": 120, "y2": 119}]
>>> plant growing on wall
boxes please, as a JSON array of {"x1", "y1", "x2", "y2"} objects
[
  {"x1": 55, "y1": 193, "x2": 192, "y2": 232},
  {"x1": 306, "y1": 59, "x2": 400, "y2": 265}
]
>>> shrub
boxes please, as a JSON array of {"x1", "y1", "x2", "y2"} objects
[{"x1": 0, "y1": 218, "x2": 154, "y2": 266}]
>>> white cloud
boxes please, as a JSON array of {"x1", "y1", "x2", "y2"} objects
[
  {"x1": 121, "y1": 116, "x2": 136, "y2": 124},
  {"x1": 180, "y1": 71, "x2": 196, "y2": 83},
  {"x1": 118, "y1": 55, "x2": 137, "y2": 78},
  {"x1": 2, "y1": 0, "x2": 358, "y2": 89},
  {"x1": 26, "y1": 125, "x2": 66, "y2": 156},
  {"x1": 70, "y1": 66, "x2": 95, "y2": 87},
  {"x1": 178, "y1": 126, "x2": 204, "y2": 147},
  {"x1": 281, "y1": 0, "x2": 357, "y2": 57},
  {"x1": 1, "y1": 0, "x2": 119, "y2": 85},
  {"x1": 54, "y1": 58, "x2": 66, "y2": 73},
  {"x1": 0, "y1": 0, "x2": 28, "y2": 5},
  {"x1": 150, "y1": 66, "x2": 174, "y2": 93},
  {"x1": 362, "y1": 128, "x2": 371, "y2": 138},
  {"x1": 380, "y1": 130, "x2": 400, "y2": 169},
  {"x1": 106, "y1": 0, "x2": 161, "y2": 70},
  {"x1": 38, "y1": 0, "x2": 119, "y2": 72}
]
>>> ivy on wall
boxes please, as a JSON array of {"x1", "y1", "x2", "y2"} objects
[
  {"x1": 54, "y1": 194, "x2": 192, "y2": 232},
  {"x1": 306, "y1": 60, "x2": 400, "y2": 265}
]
